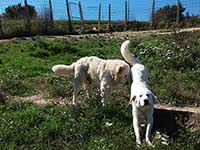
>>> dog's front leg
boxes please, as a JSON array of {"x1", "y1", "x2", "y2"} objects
[
  {"x1": 145, "y1": 113, "x2": 153, "y2": 145},
  {"x1": 133, "y1": 116, "x2": 141, "y2": 145}
]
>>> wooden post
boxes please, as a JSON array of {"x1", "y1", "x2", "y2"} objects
[
  {"x1": 176, "y1": 0, "x2": 180, "y2": 28},
  {"x1": 151, "y1": 0, "x2": 155, "y2": 30},
  {"x1": 124, "y1": 0, "x2": 128, "y2": 31},
  {"x1": 66, "y1": 0, "x2": 73, "y2": 33},
  {"x1": 78, "y1": 0, "x2": 84, "y2": 30},
  {"x1": 49, "y1": 0, "x2": 53, "y2": 22},
  {"x1": 98, "y1": 3, "x2": 101, "y2": 32},
  {"x1": 24, "y1": 0, "x2": 31, "y2": 35},
  {"x1": 107, "y1": 3, "x2": 112, "y2": 32}
]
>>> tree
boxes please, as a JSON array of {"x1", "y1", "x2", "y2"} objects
[
  {"x1": 153, "y1": 2, "x2": 185, "y2": 28},
  {"x1": 3, "y1": 3, "x2": 37, "y2": 19}
]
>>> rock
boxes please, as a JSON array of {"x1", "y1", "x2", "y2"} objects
[
  {"x1": 0, "y1": 90, "x2": 8, "y2": 102},
  {"x1": 92, "y1": 26, "x2": 97, "y2": 32}
]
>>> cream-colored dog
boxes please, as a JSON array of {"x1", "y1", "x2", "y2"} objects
[
  {"x1": 52, "y1": 56, "x2": 130, "y2": 105},
  {"x1": 121, "y1": 40, "x2": 158, "y2": 146}
]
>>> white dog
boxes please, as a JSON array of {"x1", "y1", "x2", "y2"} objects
[
  {"x1": 121, "y1": 40, "x2": 158, "y2": 146},
  {"x1": 52, "y1": 56, "x2": 130, "y2": 105}
]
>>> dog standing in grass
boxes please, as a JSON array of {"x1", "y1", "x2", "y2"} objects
[
  {"x1": 121, "y1": 40, "x2": 158, "y2": 146},
  {"x1": 52, "y1": 56, "x2": 130, "y2": 105}
]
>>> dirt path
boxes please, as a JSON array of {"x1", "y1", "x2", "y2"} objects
[
  {"x1": 1, "y1": 27, "x2": 200, "y2": 43},
  {"x1": 9, "y1": 94, "x2": 200, "y2": 114},
  {"x1": 48, "y1": 27, "x2": 200, "y2": 39}
]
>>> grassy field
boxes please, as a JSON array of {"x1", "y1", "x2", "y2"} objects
[
  {"x1": 1, "y1": 101, "x2": 199, "y2": 150},
  {"x1": 0, "y1": 31, "x2": 200, "y2": 149}
]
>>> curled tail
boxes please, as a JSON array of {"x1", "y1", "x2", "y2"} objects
[
  {"x1": 52, "y1": 63, "x2": 76, "y2": 76},
  {"x1": 120, "y1": 40, "x2": 140, "y2": 66}
]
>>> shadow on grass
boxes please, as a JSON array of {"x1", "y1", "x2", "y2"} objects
[{"x1": 153, "y1": 108, "x2": 197, "y2": 137}]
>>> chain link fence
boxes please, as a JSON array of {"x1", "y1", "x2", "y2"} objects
[{"x1": 0, "y1": 0, "x2": 200, "y2": 39}]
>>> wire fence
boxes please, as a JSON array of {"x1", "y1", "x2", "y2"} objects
[{"x1": 0, "y1": 0, "x2": 200, "y2": 39}]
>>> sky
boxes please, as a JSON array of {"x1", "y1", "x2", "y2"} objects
[{"x1": 0, "y1": 0, "x2": 199, "y2": 21}]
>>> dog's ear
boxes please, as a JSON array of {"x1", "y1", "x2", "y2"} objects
[
  {"x1": 151, "y1": 93, "x2": 158, "y2": 104},
  {"x1": 114, "y1": 65, "x2": 124, "y2": 81},
  {"x1": 117, "y1": 65, "x2": 124, "y2": 74},
  {"x1": 129, "y1": 95, "x2": 136, "y2": 104}
]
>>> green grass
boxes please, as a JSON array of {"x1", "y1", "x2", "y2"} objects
[
  {"x1": 0, "y1": 101, "x2": 199, "y2": 150},
  {"x1": 0, "y1": 32, "x2": 200, "y2": 149},
  {"x1": 0, "y1": 36, "x2": 125, "y2": 97},
  {"x1": 129, "y1": 32, "x2": 200, "y2": 106},
  {"x1": 0, "y1": 32, "x2": 199, "y2": 105}
]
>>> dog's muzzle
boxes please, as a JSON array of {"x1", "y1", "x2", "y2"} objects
[{"x1": 144, "y1": 99, "x2": 149, "y2": 106}]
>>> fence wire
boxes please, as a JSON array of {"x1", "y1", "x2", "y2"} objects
[{"x1": 0, "y1": 0, "x2": 199, "y2": 38}]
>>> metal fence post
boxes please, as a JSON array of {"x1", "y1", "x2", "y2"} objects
[
  {"x1": 176, "y1": 0, "x2": 180, "y2": 28},
  {"x1": 107, "y1": 3, "x2": 112, "y2": 32},
  {"x1": 24, "y1": 0, "x2": 31, "y2": 35},
  {"x1": 49, "y1": 0, "x2": 53, "y2": 23},
  {"x1": 98, "y1": 3, "x2": 101, "y2": 32},
  {"x1": 66, "y1": 0, "x2": 73, "y2": 33},
  {"x1": 151, "y1": 0, "x2": 155, "y2": 30},
  {"x1": 0, "y1": 17, "x2": 3, "y2": 35},
  {"x1": 124, "y1": 0, "x2": 128, "y2": 31},
  {"x1": 48, "y1": 0, "x2": 54, "y2": 33},
  {"x1": 78, "y1": 0, "x2": 84, "y2": 30}
]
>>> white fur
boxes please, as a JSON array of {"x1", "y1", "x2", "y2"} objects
[
  {"x1": 121, "y1": 40, "x2": 158, "y2": 146},
  {"x1": 52, "y1": 56, "x2": 130, "y2": 105}
]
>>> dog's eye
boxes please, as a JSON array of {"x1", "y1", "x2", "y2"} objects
[
  {"x1": 146, "y1": 94, "x2": 149, "y2": 97},
  {"x1": 139, "y1": 95, "x2": 142, "y2": 97}
]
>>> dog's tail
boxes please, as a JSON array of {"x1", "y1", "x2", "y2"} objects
[
  {"x1": 52, "y1": 63, "x2": 76, "y2": 76},
  {"x1": 120, "y1": 40, "x2": 140, "y2": 66}
]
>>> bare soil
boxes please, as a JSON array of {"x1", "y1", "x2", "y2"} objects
[
  {"x1": 9, "y1": 94, "x2": 199, "y2": 113},
  {"x1": 1, "y1": 27, "x2": 200, "y2": 43}
]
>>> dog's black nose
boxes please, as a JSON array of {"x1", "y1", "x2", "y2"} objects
[{"x1": 144, "y1": 99, "x2": 149, "y2": 105}]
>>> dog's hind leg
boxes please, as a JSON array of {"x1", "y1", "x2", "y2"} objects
[
  {"x1": 83, "y1": 82, "x2": 90, "y2": 99},
  {"x1": 100, "y1": 80, "x2": 111, "y2": 106},
  {"x1": 72, "y1": 77, "x2": 82, "y2": 105},
  {"x1": 83, "y1": 77, "x2": 92, "y2": 99}
]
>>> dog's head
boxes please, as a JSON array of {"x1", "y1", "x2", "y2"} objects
[
  {"x1": 131, "y1": 90, "x2": 158, "y2": 108},
  {"x1": 114, "y1": 64, "x2": 131, "y2": 84}
]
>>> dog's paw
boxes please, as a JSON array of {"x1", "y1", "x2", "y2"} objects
[
  {"x1": 136, "y1": 140, "x2": 142, "y2": 147},
  {"x1": 146, "y1": 140, "x2": 155, "y2": 147},
  {"x1": 71, "y1": 101, "x2": 76, "y2": 105}
]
